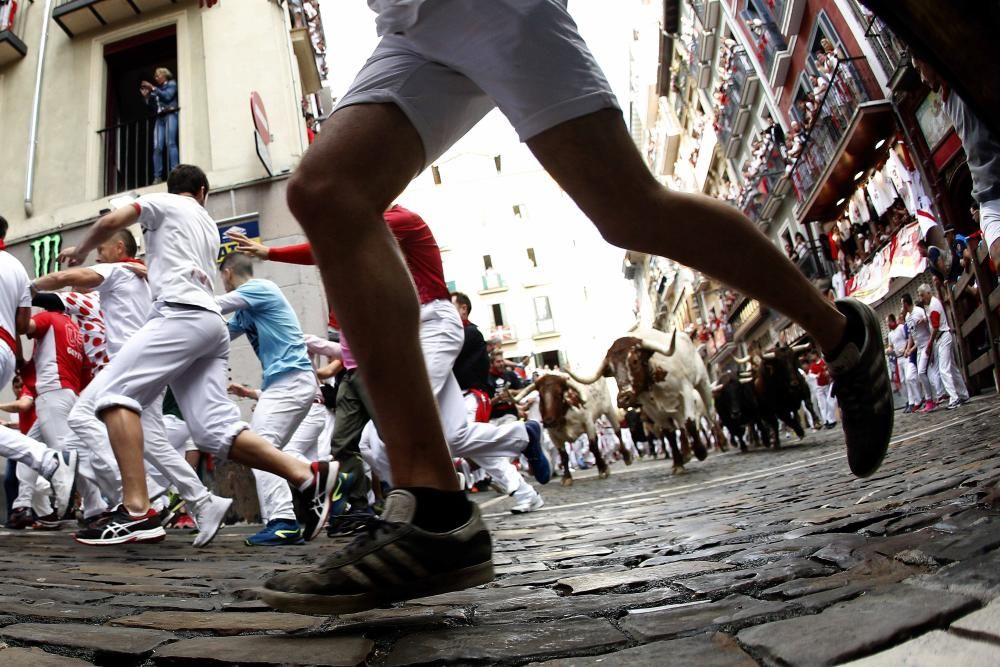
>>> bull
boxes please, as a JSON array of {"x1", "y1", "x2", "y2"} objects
[
  {"x1": 514, "y1": 373, "x2": 631, "y2": 486},
  {"x1": 568, "y1": 328, "x2": 718, "y2": 474},
  {"x1": 712, "y1": 370, "x2": 764, "y2": 452},
  {"x1": 735, "y1": 344, "x2": 817, "y2": 447}
]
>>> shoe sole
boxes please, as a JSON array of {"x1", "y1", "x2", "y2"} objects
[
  {"x1": 73, "y1": 527, "x2": 167, "y2": 546},
  {"x1": 259, "y1": 560, "x2": 495, "y2": 615},
  {"x1": 192, "y1": 497, "x2": 233, "y2": 548},
  {"x1": 511, "y1": 498, "x2": 545, "y2": 514}
]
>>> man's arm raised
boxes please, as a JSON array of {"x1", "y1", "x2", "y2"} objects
[
  {"x1": 59, "y1": 205, "x2": 139, "y2": 267},
  {"x1": 33, "y1": 267, "x2": 105, "y2": 293}
]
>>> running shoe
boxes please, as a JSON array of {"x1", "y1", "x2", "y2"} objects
[
  {"x1": 245, "y1": 519, "x2": 304, "y2": 546},
  {"x1": 5, "y1": 507, "x2": 34, "y2": 529},
  {"x1": 946, "y1": 401, "x2": 961, "y2": 411},
  {"x1": 327, "y1": 507, "x2": 376, "y2": 537},
  {"x1": 921, "y1": 400, "x2": 936, "y2": 413},
  {"x1": 78, "y1": 510, "x2": 113, "y2": 531},
  {"x1": 261, "y1": 490, "x2": 494, "y2": 614},
  {"x1": 34, "y1": 512, "x2": 64, "y2": 530},
  {"x1": 510, "y1": 482, "x2": 544, "y2": 514},
  {"x1": 73, "y1": 506, "x2": 166, "y2": 545},
  {"x1": 826, "y1": 299, "x2": 893, "y2": 478},
  {"x1": 44, "y1": 450, "x2": 77, "y2": 520},
  {"x1": 522, "y1": 420, "x2": 552, "y2": 484},
  {"x1": 191, "y1": 494, "x2": 233, "y2": 548},
  {"x1": 291, "y1": 461, "x2": 340, "y2": 542},
  {"x1": 327, "y1": 471, "x2": 354, "y2": 524},
  {"x1": 902, "y1": 405, "x2": 913, "y2": 414}
]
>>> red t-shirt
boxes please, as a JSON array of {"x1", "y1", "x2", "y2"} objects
[
  {"x1": 808, "y1": 359, "x2": 831, "y2": 387},
  {"x1": 30, "y1": 311, "x2": 86, "y2": 395},
  {"x1": 266, "y1": 205, "x2": 450, "y2": 327},
  {"x1": 17, "y1": 362, "x2": 37, "y2": 435}
]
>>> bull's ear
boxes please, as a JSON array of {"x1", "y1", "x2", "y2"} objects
[
  {"x1": 651, "y1": 366, "x2": 668, "y2": 383},
  {"x1": 603, "y1": 365, "x2": 613, "y2": 377}
]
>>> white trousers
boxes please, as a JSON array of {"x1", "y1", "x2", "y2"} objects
[
  {"x1": 363, "y1": 300, "x2": 529, "y2": 476},
  {"x1": 0, "y1": 348, "x2": 52, "y2": 473},
  {"x1": 164, "y1": 414, "x2": 198, "y2": 453},
  {"x1": 90, "y1": 306, "x2": 248, "y2": 458},
  {"x1": 14, "y1": 422, "x2": 52, "y2": 515},
  {"x1": 934, "y1": 331, "x2": 969, "y2": 403},
  {"x1": 250, "y1": 369, "x2": 316, "y2": 523},
  {"x1": 916, "y1": 345, "x2": 943, "y2": 401},
  {"x1": 815, "y1": 384, "x2": 836, "y2": 424},
  {"x1": 898, "y1": 358, "x2": 924, "y2": 405}
]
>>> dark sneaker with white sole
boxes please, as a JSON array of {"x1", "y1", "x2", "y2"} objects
[
  {"x1": 827, "y1": 299, "x2": 894, "y2": 478},
  {"x1": 291, "y1": 461, "x2": 340, "y2": 542},
  {"x1": 261, "y1": 490, "x2": 494, "y2": 615},
  {"x1": 73, "y1": 506, "x2": 166, "y2": 545}
]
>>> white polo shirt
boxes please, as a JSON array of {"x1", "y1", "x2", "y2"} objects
[
  {"x1": 91, "y1": 262, "x2": 153, "y2": 356},
  {"x1": 0, "y1": 251, "x2": 31, "y2": 339},
  {"x1": 135, "y1": 193, "x2": 221, "y2": 314}
]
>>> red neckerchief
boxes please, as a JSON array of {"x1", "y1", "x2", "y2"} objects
[
  {"x1": 0, "y1": 239, "x2": 5, "y2": 251},
  {"x1": 120, "y1": 257, "x2": 145, "y2": 265},
  {"x1": 461, "y1": 318, "x2": 472, "y2": 327}
]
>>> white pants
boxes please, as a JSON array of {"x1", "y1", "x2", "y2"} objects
[
  {"x1": 815, "y1": 384, "x2": 836, "y2": 424},
  {"x1": 934, "y1": 331, "x2": 969, "y2": 403},
  {"x1": 897, "y1": 357, "x2": 924, "y2": 405},
  {"x1": 0, "y1": 348, "x2": 53, "y2": 473},
  {"x1": 363, "y1": 300, "x2": 529, "y2": 477},
  {"x1": 286, "y1": 402, "x2": 328, "y2": 463},
  {"x1": 317, "y1": 406, "x2": 335, "y2": 463},
  {"x1": 164, "y1": 414, "x2": 198, "y2": 453},
  {"x1": 980, "y1": 198, "x2": 1000, "y2": 250},
  {"x1": 916, "y1": 345, "x2": 943, "y2": 401},
  {"x1": 90, "y1": 305, "x2": 248, "y2": 458},
  {"x1": 14, "y1": 422, "x2": 52, "y2": 515},
  {"x1": 250, "y1": 369, "x2": 316, "y2": 523}
]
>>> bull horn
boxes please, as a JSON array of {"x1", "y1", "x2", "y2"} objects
[
  {"x1": 791, "y1": 343, "x2": 811, "y2": 352},
  {"x1": 566, "y1": 358, "x2": 607, "y2": 385},
  {"x1": 734, "y1": 355, "x2": 751, "y2": 364},
  {"x1": 739, "y1": 377, "x2": 754, "y2": 384},
  {"x1": 641, "y1": 329, "x2": 677, "y2": 357},
  {"x1": 513, "y1": 383, "x2": 536, "y2": 402},
  {"x1": 762, "y1": 351, "x2": 776, "y2": 359},
  {"x1": 711, "y1": 383, "x2": 723, "y2": 391}
]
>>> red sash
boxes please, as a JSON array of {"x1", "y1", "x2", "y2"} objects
[{"x1": 0, "y1": 326, "x2": 15, "y2": 355}]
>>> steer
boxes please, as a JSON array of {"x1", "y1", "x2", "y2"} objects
[
  {"x1": 736, "y1": 344, "x2": 814, "y2": 447},
  {"x1": 569, "y1": 328, "x2": 715, "y2": 474},
  {"x1": 514, "y1": 373, "x2": 631, "y2": 486}
]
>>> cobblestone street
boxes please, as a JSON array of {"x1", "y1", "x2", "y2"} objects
[{"x1": 1, "y1": 398, "x2": 999, "y2": 666}]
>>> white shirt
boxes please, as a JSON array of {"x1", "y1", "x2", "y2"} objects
[
  {"x1": 925, "y1": 296, "x2": 952, "y2": 333},
  {"x1": 888, "y1": 324, "x2": 909, "y2": 357},
  {"x1": 136, "y1": 193, "x2": 221, "y2": 314},
  {"x1": 368, "y1": 0, "x2": 426, "y2": 35},
  {"x1": 905, "y1": 306, "x2": 931, "y2": 348},
  {"x1": 0, "y1": 251, "x2": 31, "y2": 339},
  {"x1": 91, "y1": 263, "x2": 153, "y2": 356}
]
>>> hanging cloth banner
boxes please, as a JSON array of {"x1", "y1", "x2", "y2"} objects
[
  {"x1": 887, "y1": 221, "x2": 928, "y2": 280},
  {"x1": 846, "y1": 221, "x2": 929, "y2": 304}
]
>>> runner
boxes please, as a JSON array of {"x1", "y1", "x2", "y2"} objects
[
  {"x1": 203, "y1": 0, "x2": 893, "y2": 615},
  {"x1": 58, "y1": 165, "x2": 337, "y2": 546}
]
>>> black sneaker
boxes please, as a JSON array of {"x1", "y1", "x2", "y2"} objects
[
  {"x1": 291, "y1": 461, "x2": 339, "y2": 542},
  {"x1": 261, "y1": 490, "x2": 495, "y2": 615},
  {"x1": 33, "y1": 512, "x2": 64, "y2": 530},
  {"x1": 327, "y1": 507, "x2": 376, "y2": 537},
  {"x1": 826, "y1": 299, "x2": 894, "y2": 478},
  {"x1": 78, "y1": 510, "x2": 114, "y2": 531},
  {"x1": 5, "y1": 507, "x2": 34, "y2": 529},
  {"x1": 73, "y1": 506, "x2": 166, "y2": 545}
]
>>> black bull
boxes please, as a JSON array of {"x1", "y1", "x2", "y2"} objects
[
  {"x1": 747, "y1": 347, "x2": 818, "y2": 447},
  {"x1": 713, "y1": 372, "x2": 764, "y2": 452}
]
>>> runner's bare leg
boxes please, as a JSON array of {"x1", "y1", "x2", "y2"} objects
[
  {"x1": 528, "y1": 109, "x2": 847, "y2": 353},
  {"x1": 287, "y1": 103, "x2": 459, "y2": 491},
  {"x1": 100, "y1": 408, "x2": 151, "y2": 514}
]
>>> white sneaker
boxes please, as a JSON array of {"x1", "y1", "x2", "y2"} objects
[
  {"x1": 510, "y1": 481, "x2": 544, "y2": 514},
  {"x1": 191, "y1": 494, "x2": 233, "y2": 548},
  {"x1": 45, "y1": 451, "x2": 77, "y2": 519}
]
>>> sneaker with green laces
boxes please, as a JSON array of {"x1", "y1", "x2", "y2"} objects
[{"x1": 260, "y1": 490, "x2": 494, "y2": 614}]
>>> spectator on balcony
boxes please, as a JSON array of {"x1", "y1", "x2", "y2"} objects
[
  {"x1": 794, "y1": 233, "x2": 809, "y2": 262},
  {"x1": 305, "y1": 113, "x2": 317, "y2": 145},
  {"x1": 914, "y1": 56, "x2": 1000, "y2": 271},
  {"x1": 140, "y1": 67, "x2": 179, "y2": 184},
  {"x1": 784, "y1": 240, "x2": 796, "y2": 261},
  {"x1": 811, "y1": 75, "x2": 829, "y2": 100},
  {"x1": 0, "y1": 0, "x2": 16, "y2": 32}
]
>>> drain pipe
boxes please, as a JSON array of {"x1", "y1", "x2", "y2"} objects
[{"x1": 24, "y1": 0, "x2": 55, "y2": 218}]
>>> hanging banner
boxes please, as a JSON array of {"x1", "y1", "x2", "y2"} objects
[
  {"x1": 846, "y1": 243, "x2": 892, "y2": 304},
  {"x1": 887, "y1": 221, "x2": 927, "y2": 280}
]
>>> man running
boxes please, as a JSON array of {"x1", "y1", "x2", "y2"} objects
[
  {"x1": 0, "y1": 216, "x2": 77, "y2": 518},
  {"x1": 34, "y1": 228, "x2": 233, "y2": 545},
  {"x1": 901, "y1": 293, "x2": 938, "y2": 413},
  {"x1": 218, "y1": 252, "x2": 325, "y2": 545},
  {"x1": 58, "y1": 165, "x2": 337, "y2": 546},
  {"x1": 202, "y1": 0, "x2": 893, "y2": 615}
]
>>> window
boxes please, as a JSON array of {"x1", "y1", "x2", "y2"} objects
[
  {"x1": 526, "y1": 248, "x2": 538, "y2": 268},
  {"x1": 491, "y1": 303, "x2": 506, "y2": 327},
  {"x1": 534, "y1": 296, "x2": 555, "y2": 334},
  {"x1": 101, "y1": 27, "x2": 179, "y2": 196},
  {"x1": 483, "y1": 255, "x2": 493, "y2": 270}
]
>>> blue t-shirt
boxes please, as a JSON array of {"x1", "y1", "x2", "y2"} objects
[{"x1": 226, "y1": 279, "x2": 313, "y2": 390}]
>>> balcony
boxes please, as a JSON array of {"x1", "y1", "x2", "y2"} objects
[
  {"x1": 846, "y1": 0, "x2": 907, "y2": 83},
  {"x1": 489, "y1": 325, "x2": 516, "y2": 344},
  {"x1": 0, "y1": 0, "x2": 31, "y2": 66},
  {"x1": 739, "y1": 142, "x2": 786, "y2": 224},
  {"x1": 480, "y1": 271, "x2": 507, "y2": 293},
  {"x1": 53, "y1": 0, "x2": 186, "y2": 38},
  {"x1": 288, "y1": 0, "x2": 325, "y2": 94},
  {"x1": 687, "y1": 0, "x2": 720, "y2": 31},
  {"x1": 98, "y1": 108, "x2": 179, "y2": 197},
  {"x1": 789, "y1": 57, "x2": 895, "y2": 223},
  {"x1": 726, "y1": 295, "x2": 768, "y2": 341}
]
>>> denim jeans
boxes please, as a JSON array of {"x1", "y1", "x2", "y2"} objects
[{"x1": 153, "y1": 111, "x2": 179, "y2": 181}]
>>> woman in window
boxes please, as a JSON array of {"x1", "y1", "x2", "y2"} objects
[{"x1": 140, "y1": 67, "x2": 179, "y2": 184}]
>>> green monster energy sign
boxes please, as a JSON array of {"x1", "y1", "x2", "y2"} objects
[{"x1": 30, "y1": 233, "x2": 62, "y2": 278}]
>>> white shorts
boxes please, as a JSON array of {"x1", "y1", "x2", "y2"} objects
[
  {"x1": 90, "y1": 305, "x2": 248, "y2": 458},
  {"x1": 979, "y1": 198, "x2": 1000, "y2": 251},
  {"x1": 338, "y1": 0, "x2": 619, "y2": 167}
]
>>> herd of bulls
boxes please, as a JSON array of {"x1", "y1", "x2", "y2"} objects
[{"x1": 515, "y1": 328, "x2": 824, "y2": 483}]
